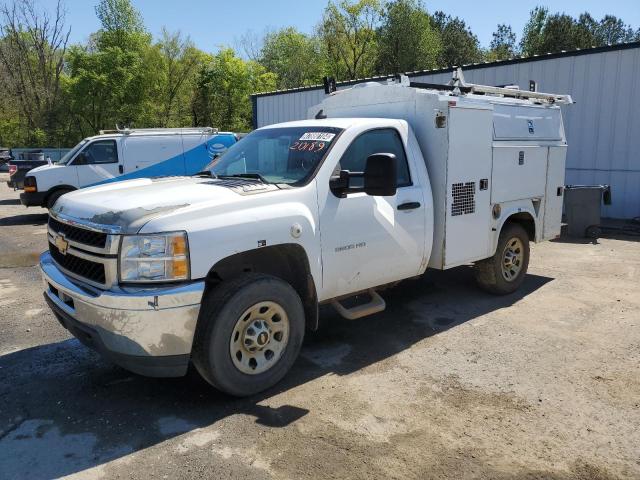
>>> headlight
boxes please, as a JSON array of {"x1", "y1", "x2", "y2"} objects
[
  {"x1": 119, "y1": 232, "x2": 190, "y2": 283},
  {"x1": 24, "y1": 176, "x2": 37, "y2": 192}
]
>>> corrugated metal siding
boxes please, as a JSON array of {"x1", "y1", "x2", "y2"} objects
[{"x1": 254, "y1": 46, "x2": 640, "y2": 218}]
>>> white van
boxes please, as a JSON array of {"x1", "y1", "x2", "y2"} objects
[{"x1": 20, "y1": 127, "x2": 237, "y2": 208}]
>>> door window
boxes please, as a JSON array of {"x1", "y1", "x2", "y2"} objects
[
  {"x1": 78, "y1": 140, "x2": 118, "y2": 164},
  {"x1": 337, "y1": 129, "x2": 411, "y2": 188}
]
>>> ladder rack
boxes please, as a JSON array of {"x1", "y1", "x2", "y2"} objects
[
  {"x1": 396, "y1": 68, "x2": 573, "y2": 105},
  {"x1": 98, "y1": 126, "x2": 218, "y2": 135}
]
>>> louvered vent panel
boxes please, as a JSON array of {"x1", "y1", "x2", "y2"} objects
[{"x1": 451, "y1": 182, "x2": 476, "y2": 216}]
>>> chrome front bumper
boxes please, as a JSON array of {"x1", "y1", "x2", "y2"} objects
[{"x1": 40, "y1": 251, "x2": 205, "y2": 377}]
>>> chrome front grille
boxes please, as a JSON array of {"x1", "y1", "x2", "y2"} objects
[
  {"x1": 47, "y1": 213, "x2": 119, "y2": 288},
  {"x1": 49, "y1": 241, "x2": 106, "y2": 284},
  {"x1": 48, "y1": 216, "x2": 107, "y2": 248}
]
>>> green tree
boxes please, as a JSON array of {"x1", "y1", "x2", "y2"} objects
[
  {"x1": 520, "y1": 8, "x2": 638, "y2": 57},
  {"x1": 259, "y1": 27, "x2": 325, "y2": 89},
  {"x1": 520, "y1": 6, "x2": 548, "y2": 56},
  {"x1": 0, "y1": 0, "x2": 70, "y2": 145},
  {"x1": 574, "y1": 13, "x2": 599, "y2": 49},
  {"x1": 538, "y1": 13, "x2": 581, "y2": 52},
  {"x1": 94, "y1": 0, "x2": 149, "y2": 49},
  {"x1": 67, "y1": 45, "x2": 151, "y2": 134},
  {"x1": 67, "y1": 0, "x2": 153, "y2": 134},
  {"x1": 319, "y1": 0, "x2": 381, "y2": 80},
  {"x1": 487, "y1": 24, "x2": 517, "y2": 61},
  {"x1": 145, "y1": 29, "x2": 205, "y2": 127},
  {"x1": 595, "y1": 15, "x2": 637, "y2": 45},
  {"x1": 376, "y1": 0, "x2": 440, "y2": 73},
  {"x1": 192, "y1": 48, "x2": 276, "y2": 131},
  {"x1": 521, "y1": 8, "x2": 582, "y2": 55},
  {"x1": 431, "y1": 11, "x2": 482, "y2": 67}
]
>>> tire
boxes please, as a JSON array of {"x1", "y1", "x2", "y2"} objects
[
  {"x1": 46, "y1": 189, "x2": 72, "y2": 209},
  {"x1": 475, "y1": 223, "x2": 530, "y2": 295},
  {"x1": 192, "y1": 273, "x2": 305, "y2": 397},
  {"x1": 585, "y1": 225, "x2": 601, "y2": 239}
]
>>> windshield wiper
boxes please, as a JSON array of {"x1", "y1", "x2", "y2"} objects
[
  {"x1": 194, "y1": 170, "x2": 217, "y2": 178},
  {"x1": 217, "y1": 173, "x2": 270, "y2": 184}
]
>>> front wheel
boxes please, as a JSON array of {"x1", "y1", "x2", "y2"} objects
[
  {"x1": 46, "y1": 189, "x2": 73, "y2": 209},
  {"x1": 475, "y1": 223, "x2": 530, "y2": 295},
  {"x1": 192, "y1": 273, "x2": 305, "y2": 396}
]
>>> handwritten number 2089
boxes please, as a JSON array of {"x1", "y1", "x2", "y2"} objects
[{"x1": 290, "y1": 141, "x2": 326, "y2": 152}]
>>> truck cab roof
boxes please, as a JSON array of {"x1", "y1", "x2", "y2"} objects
[{"x1": 264, "y1": 117, "x2": 402, "y2": 131}]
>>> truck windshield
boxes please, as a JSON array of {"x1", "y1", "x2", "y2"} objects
[
  {"x1": 204, "y1": 126, "x2": 343, "y2": 185},
  {"x1": 55, "y1": 139, "x2": 89, "y2": 165}
]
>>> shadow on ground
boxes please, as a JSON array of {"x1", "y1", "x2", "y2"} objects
[
  {"x1": 0, "y1": 213, "x2": 48, "y2": 226},
  {"x1": 554, "y1": 218, "x2": 640, "y2": 245},
  {"x1": 0, "y1": 198, "x2": 21, "y2": 206},
  {"x1": 0, "y1": 266, "x2": 552, "y2": 479}
]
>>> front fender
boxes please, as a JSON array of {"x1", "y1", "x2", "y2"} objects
[
  {"x1": 30, "y1": 165, "x2": 79, "y2": 192},
  {"x1": 142, "y1": 185, "x2": 322, "y2": 290}
]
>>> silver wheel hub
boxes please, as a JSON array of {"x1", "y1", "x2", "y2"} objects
[
  {"x1": 501, "y1": 237, "x2": 524, "y2": 282},
  {"x1": 230, "y1": 301, "x2": 289, "y2": 375}
]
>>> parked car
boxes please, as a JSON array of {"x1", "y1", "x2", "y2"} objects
[
  {"x1": 0, "y1": 147, "x2": 12, "y2": 167},
  {"x1": 40, "y1": 71, "x2": 572, "y2": 396},
  {"x1": 20, "y1": 127, "x2": 237, "y2": 209},
  {"x1": 6, "y1": 150, "x2": 49, "y2": 189}
]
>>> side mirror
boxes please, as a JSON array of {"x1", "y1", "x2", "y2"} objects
[
  {"x1": 364, "y1": 153, "x2": 397, "y2": 196},
  {"x1": 329, "y1": 170, "x2": 350, "y2": 197},
  {"x1": 329, "y1": 153, "x2": 398, "y2": 198}
]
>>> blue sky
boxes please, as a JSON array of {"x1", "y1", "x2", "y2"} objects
[{"x1": 50, "y1": 0, "x2": 640, "y2": 52}]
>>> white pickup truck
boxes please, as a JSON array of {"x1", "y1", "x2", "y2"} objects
[{"x1": 41, "y1": 72, "x2": 572, "y2": 396}]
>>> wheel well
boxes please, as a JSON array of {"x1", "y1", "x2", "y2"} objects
[
  {"x1": 205, "y1": 244, "x2": 319, "y2": 331},
  {"x1": 45, "y1": 185, "x2": 75, "y2": 201},
  {"x1": 505, "y1": 212, "x2": 535, "y2": 241}
]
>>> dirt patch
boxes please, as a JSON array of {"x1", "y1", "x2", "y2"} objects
[{"x1": 0, "y1": 251, "x2": 41, "y2": 268}]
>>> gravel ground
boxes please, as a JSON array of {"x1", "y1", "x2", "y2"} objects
[{"x1": 0, "y1": 177, "x2": 639, "y2": 480}]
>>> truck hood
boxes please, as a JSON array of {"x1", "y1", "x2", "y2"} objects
[
  {"x1": 51, "y1": 176, "x2": 245, "y2": 233},
  {"x1": 29, "y1": 163, "x2": 62, "y2": 174}
]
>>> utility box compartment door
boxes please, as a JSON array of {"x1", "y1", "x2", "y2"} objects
[
  {"x1": 444, "y1": 107, "x2": 493, "y2": 267},
  {"x1": 493, "y1": 104, "x2": 562, "y2": 141},
  {"x1": 542, "y1": 146, "x2": 567, "y2": 239},
  {"x1": 491, "y1": 146, "x2": 547, "y2": 203}
]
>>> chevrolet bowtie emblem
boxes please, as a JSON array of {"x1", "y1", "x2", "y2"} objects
[{"x1": 54, "y1": 234, "x2": 69, "y2": 255}]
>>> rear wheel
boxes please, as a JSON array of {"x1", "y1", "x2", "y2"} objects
[
  {"x1": 192, "y1": 273, "x2": 305, "y2": 397},
  {"x1": 46, "y1": 189, "x2": 72, "y2": 209},
  {"x1": 475, "y1": 223, "x2": 530, "y2": 295}
]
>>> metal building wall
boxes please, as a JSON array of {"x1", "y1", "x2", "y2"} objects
[{"x1": 254, "y1": 44, "x2": 640, "y2": 218}]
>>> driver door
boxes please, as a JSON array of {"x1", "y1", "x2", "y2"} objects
[
  {"x1": 74, "y1": 139, "x2": 121, "y2": 187},
  {"x1": 318, "y1": 127, "x2": 426, "y2": 300}
]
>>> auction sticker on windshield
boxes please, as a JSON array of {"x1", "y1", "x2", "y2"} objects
[{"x1": 299, "y1": 132, "x2": 336, "y2": 141}]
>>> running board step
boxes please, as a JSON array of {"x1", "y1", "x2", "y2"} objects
[{"x1": 331, "y1": 289, "x2": 386, "y2": 320}]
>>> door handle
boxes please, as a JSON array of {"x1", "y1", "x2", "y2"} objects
[
  {"x1": 397, "y1": 202, "x2": 421, "y2": 211},
  {"x1": 119, "y1": 165, "x2": 124, "y2": 174}
]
